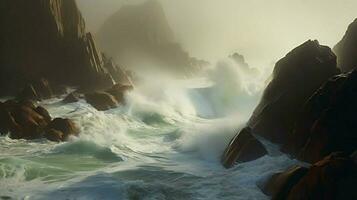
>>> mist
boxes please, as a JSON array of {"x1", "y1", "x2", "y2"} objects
[{"x1": 77, "y1": 0, "x2": 357, "y2": 67}]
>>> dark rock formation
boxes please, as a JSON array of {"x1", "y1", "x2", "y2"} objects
[
  {"x1": 106, "y1": 84, "x2": 134, "y2": 103},
  {"x1": 284, "y1": 70, "x2": 357, "y2": 163},
  {"x1": 62, "y1": 92, "x2": 80, "y2": 104},
  {"x1": 0, "y1": 100, "x2": 49, "y2": 139},
  {"x1": 17, "y1": 79, "x2": 54, "y2": 101},
  {"x1": 221, "y1": 127, "x2": 267, "y2": 168},
  {"x1": 261, "y1": 166, "x2": 309, "y2": 199},
  {"x1": 46, "y1": 118, "x2": 80, "y2": 141},
  {"x1": 85, "y1": 92, "x2": 119, "y2": 111},
  {"x1": 334, "y1": 19, "x2": 357, "y2": 72},
  {"x1": 262, "y1": 152, "x2": 357, "y2": 200},
  {"x1": 0, "y1": 0, "x2": 128, "y2": 97},
  {"x1": 0, "y1": 100, "x2": 78, "y2": 141},
  {"x1": 96, "y1": 0, "x2": 207, "y2": 76},
  {"x1": 248, "y1": 40, "x2": 340, "y2": 144}
]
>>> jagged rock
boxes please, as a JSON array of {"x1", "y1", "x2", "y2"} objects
[
  {"x1": 0, "y1": 101, "x2": 48, "y2": 139},
  {"x1": 262, "y1": 153, "x2": 357, "y2": 200},
  {"x1": 35, "y1": 106, "x2": 52, "y2": 123},
  {"x1": 0, "y1": 0, "x2": 127, "y2": 97},
  {"x1": 46, "y1": 118, "x2": 79, "y2": 140},
  {"x1": 284, "y1": 70, "x2": 357, "y2": 163},
  {"x1": 248, "y1": 40, "x2": 340, "y2": 144},
  {"x1": 62, "y1": 92, "x2": 80, "y2": 104},
  {"x1": 106, "y1": 83, "x2": 133, "y2": 103},
  {"x1": 221, "y1": 127, "x2": 267, "y2": 168},
  {"x1": 334, "y1": 19, "x2": 357, "y2": 72},
  {"x1": 85, "y1": 92, "x2": 119, "y2": 111},
  {"x1": 261, "y1": 166, "x2": 308, "y2": 199},
  {"x1": 96, "y1": 0, "x2": 207, "y2": 76}
]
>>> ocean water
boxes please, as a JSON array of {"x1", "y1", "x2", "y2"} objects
[{"x1": 0, "y1": 61, "x2": 297, "y2": 200}]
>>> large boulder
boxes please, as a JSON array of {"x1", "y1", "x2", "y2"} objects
[
  {"x1": 334, "y1": 19, "x2": 357, "y2": 72},
  {"x1": 262, "y1": 152, "x2": 357, "y2": 200},
  {"x1": 45, "y1": 118, "x2": 80, "y2": 141},
  {"x1": 0, "y1": 0, "x2": 127, "y2": 96},
  {"x1": 17, "y1": 78, "x2": 53, "y2": 101},
  {"x1": 0, "y1": 100, "x2": 49, "y2": 139},
  {"x1": 85, "y1": 92, "x2": 119, "y2": 111},
  {"x1": 248, "y1": 40, "x2": 340, "y2": 144},
  {"x1": 221, "y1": 127, "x2": 267, "y2": 168},
  {"x1": 284, "y1": 70, "x2": 357, "y2": 163}
]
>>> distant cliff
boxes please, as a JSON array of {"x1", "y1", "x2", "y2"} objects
[
  {"x1": 334, "y1": 19, "x2": 357, "y2": 72},
  {"x1": 96, "y1": 0, "x2": 207, "y2": 76},
  {"x1": 0, "y1": 0, "x2": 128, "y2": 96}
]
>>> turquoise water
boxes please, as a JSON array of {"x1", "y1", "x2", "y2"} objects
[{"x1": 0, "y1": 63, "x2": 296, "y2": 200}]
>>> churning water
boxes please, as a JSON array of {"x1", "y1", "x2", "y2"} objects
[{"x1": 0, "y1": 60, "x2": 297, "y2": 200}]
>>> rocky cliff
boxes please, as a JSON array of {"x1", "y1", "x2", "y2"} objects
[
  {"x1": 334, "y1": 19, "x2": 357, "y2": 72},
  {"x1": 96, "y1": 0, "x2": 207, "y2": 76},
  {"x1": 0, "y1": 0, "x2": 128, "y2": 96}
]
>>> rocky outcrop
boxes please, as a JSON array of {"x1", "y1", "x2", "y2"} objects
[
  {"x1": 62, "y1": 92, "x2": 80, "y2": 104},
  {"x1": 96, "y1": 0, "x2": 207, "y2": 76},
  {"x1": 248, "y1": 40, "x2": 340, "y2": 144},
  {"x1": 263, "y1": 153, "x2": 357, "y2": 200},
  {"x1": 85, "y1": 92, "x2": 119, "y2": 111},
  {"x1": 221, "y1": 127, "x2": 267, "y2": 168},
  {"x1": 0, "y1": 99, "x2": 78, "y2": 141},
  {"x1": 45, "y1": 118, "x2": 80, "y2": 141},
  {"x1": 0, "y1": 0, "x2": 129, "y2": 97},
  {"x1": 333, "y1": 19, "x2": 357, "y2": 72},
  {"x1": 283, "y1": 70, "x2": 357, "y2": 163}
]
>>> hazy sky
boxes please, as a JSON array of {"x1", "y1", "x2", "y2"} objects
[{"x1": 77, "y1": 0, "x2": 357, "y2": 67}]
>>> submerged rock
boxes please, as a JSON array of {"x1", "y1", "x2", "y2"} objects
[
  {"x1": 334, "y1": 18, "x2": 357, "y2": 72},
  {"x1": 248, "y1": 40, "x2": 339, "y2": 144},
  {"x1": 85, "y1": 92, "x2": 119, "y2": 111},
  {"x1": 221, "y1": 127, "x2": 267, "y2": 168},
  {"x1": 263, "y1": 152, "x2": 357, "y2": 200}
]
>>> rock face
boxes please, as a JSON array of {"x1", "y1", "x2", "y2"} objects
[
  {"x1": 221, "y1": 127, "x2": 267, "y2": 168},
  {"x1": 334, "y1": 19, "x2": 357, "y2": 72},
  {"x1": 264, "y1": 153, "x2": 357, "y2": 200},
  {"x1": 0, "y1": 0, "x2": 128, "y2": 96},
  {"x1": 96, "y1": 0, "x2": 207, "y2": 76},
  {"x1": 284, "y1": 70, "x2": 357, "y2": 163},
  {"x1": 248, "y1": 40, "x2": 340, "y2": 144}
]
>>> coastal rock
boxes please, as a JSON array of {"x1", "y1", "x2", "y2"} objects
[
  {"x1": 0, "y1": 101, "x2": 49, "y2": 139},
  {"x1": 35, "y1": 106, "x2": 52, "y2": 123},
  {"x1": 221, "y1": 127, "x2": 267, "y2": 168},
  {"x1": 85, "y1": 92, "x2": 119, "y2": 111},
  {"x1": 284, "y1": 70, "x2": 357, "y2": 163},
  {"x1": 46, "y1": 118, "x2": 79, "y2": 140},
  {"x1": 106, "y1": 84, "x2": 133, "y2": 103},
  {"x1": 0, "y1": 0, "x2": 127, "y2": 97},
  {"x1": 63, "y1": 92, "x2": 80, "y2": 104},
  {"x1": 261, "y1": 166, "x2": 308, "y2": 199},
  {"x1": 262, "y1": 153, "x2": 357, "y2": 200},
  {"x1": 333, "y1": 19, "x2": 357, "y2": 72},
  {"x1": 248, "y1": 40, "x2": 339, "y2": 144}
]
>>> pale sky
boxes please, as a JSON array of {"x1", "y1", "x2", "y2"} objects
[{"x1": 77, "y1": 0, "x2": 357, "y2": 67}]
